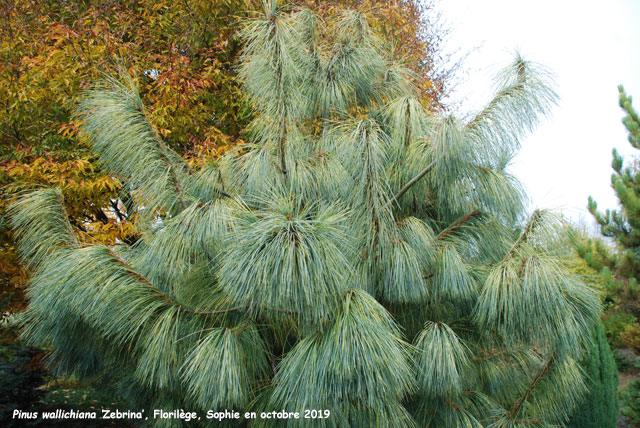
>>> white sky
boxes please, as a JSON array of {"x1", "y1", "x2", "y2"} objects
[{"x1": 436, "y1": 0, "x2": 640, "y2": 230}]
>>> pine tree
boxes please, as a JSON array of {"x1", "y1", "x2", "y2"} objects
[
  {"x1": 10, "y1": 3, "x2": 600, "y2": 427},
  {"x1": 577, "y1": 86, "x2": 640, "y2": 313}
]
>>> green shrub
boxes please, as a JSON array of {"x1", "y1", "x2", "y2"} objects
[
  {"x1": 614, "y1": 348, "x2": 640, "y2": 372},
  {"x1": 621, "y1": 321, "x2": 640, "y2": 353},
  {"x1": 566, "y1": 321, "x2": 619, "y2": 428},
  {"x1": 602, "y1": 306, "x2": 636, "y2": 348},
  {"x1": 622, "y1": 379, "x2": 640, "y2": 427}
]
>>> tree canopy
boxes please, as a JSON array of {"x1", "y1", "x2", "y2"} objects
[
  {"x1": 0, "y1": 0, "x2": 452, "y2": 315},
  {"x1": 9, "y1": 3, "x2": 601, "y2": 427}
]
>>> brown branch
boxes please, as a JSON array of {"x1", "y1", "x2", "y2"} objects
[
  {"x1": 446, "y1": 399, "x2": 461, "y2": 411},
  {"x1": 403, "y1": 100, "x2": 412, "y2": 147},
  {"x1": 216, "y1": 165, "x2": 226, "y2": 193},
  {"x1": 0, "y1": 129, "x2": 21, "y2": 144},
  {"x1": 466, "y1": 84, "x2": 523, "y2": 131},
  {"x1": 105, "y1": 248, "x2": 242, "y2": 317},
  {"x1": 508, "y1": 353, "x2": 556, "y2": 420},
  {"x1": 176, "y1": 327, "x2": 217, "y2": 343},
  {"x1": 187, "y1": 306, "x2": 245, "y2": 316},
  {"x1": 269, "y1": 13, "x2": 288, "y2": 182},
  {"x1": 386, "y1": 160, "x2": 435, "y2": 207},
  {"x1": 466, "y1": 67, "x2": 526, "y2": 133},
  {"x1": 175, "y1": 318, "x2": 252, "y2": 344},
  {"x1": 135, "y1": 98, "x2": 190, "y2": 211},
  {"x1": 280, "y1": 116, "x2": 288, "y2": 181},
  {"x1": 504, "y1": 210, "x2": 542, "y2": 261},
  {"x1": 160, "y1": 154, "x2": 189, "y2": 210},
  {"x1": 437, "y1": 210, "x2": 480, "y2": 240},
  {"x1": 55, "y1": 191, "x2": 79, "y2": 246},
  {"x1": 219, "y1": 189, "x2": 234, "y2": 199},
  {"x1": 110, "y1": 199, "x2": 127, "y2": 222},
  {"x1": 473, "y1": 346, "x2": 532, "y2": 362}
]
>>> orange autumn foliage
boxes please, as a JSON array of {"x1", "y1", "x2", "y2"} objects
[{"x1": 0, "y1": 0, "x2": 453, "y2": 311}]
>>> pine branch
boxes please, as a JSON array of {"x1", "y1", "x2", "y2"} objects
[
  {"x1": 414, "y1": 321, "x2": 470, "y2": 397},
  {"x1": 106, "y1": 247, "x2": 240, "y2": 317},
  {"x1": 508, "y1": 353, "x2": 556, "y2": 420},
  {"x1": 279, "y1": 116, "x2": 288, "y2": 180},
  {"x1": 9, "y1": 188, "x2": 78, "y2": 268},
  {"x1": 473, "y1": 346, "x2": 533, "y2": 362},
  {"x1": 504, "y1": 209, "x2": 543, "y2": 260},
  {"x1": 465, "y1": 54, "x2": 557, "y2": 154},
  {"x1": 273, "y1": 17, "x2": 288, "y2": 181},
  {"x1": 158, "y1": 144, "x2": 189, "y2": 210},
  {"x1": 619, "y1": 85, "x2": 640, "y2": 149},
  {"x1": 77, "y1": 76, "x2": 193, "y2": 223},
  {"x1": 437, "y1": 209, "x2": 480, "y2": 240},
  {"x1": 387, "y1": 160, "x2": 435, "y2": 207},
  {"x1": 175, "y1": 318, "x2": 251, "y2": 343}
]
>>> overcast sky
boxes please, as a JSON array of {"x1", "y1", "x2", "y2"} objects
[{"x1": 436, "y1": 0, "x2": 640, "y2": 230}]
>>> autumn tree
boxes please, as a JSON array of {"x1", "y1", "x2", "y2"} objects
[
  {"x1": 9, "y1": 3, "x2": 601, "y2": 427},
  {"x1": 0, "y1": 0, "x2": 453, "y2": 319},
  {"x1": 0, "y1": 0, "x2": 254, "y2": 315}
]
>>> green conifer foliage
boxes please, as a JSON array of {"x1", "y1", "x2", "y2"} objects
[
  {"x1": 10, "y1": 3, "x2": 600, "y2": 427},
  {"x1": 566, "y1": 321, "x2": 618, "y2": 428},
  {"x1": 577, "y1": 85, "x2": 640, "y2": 313}
]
